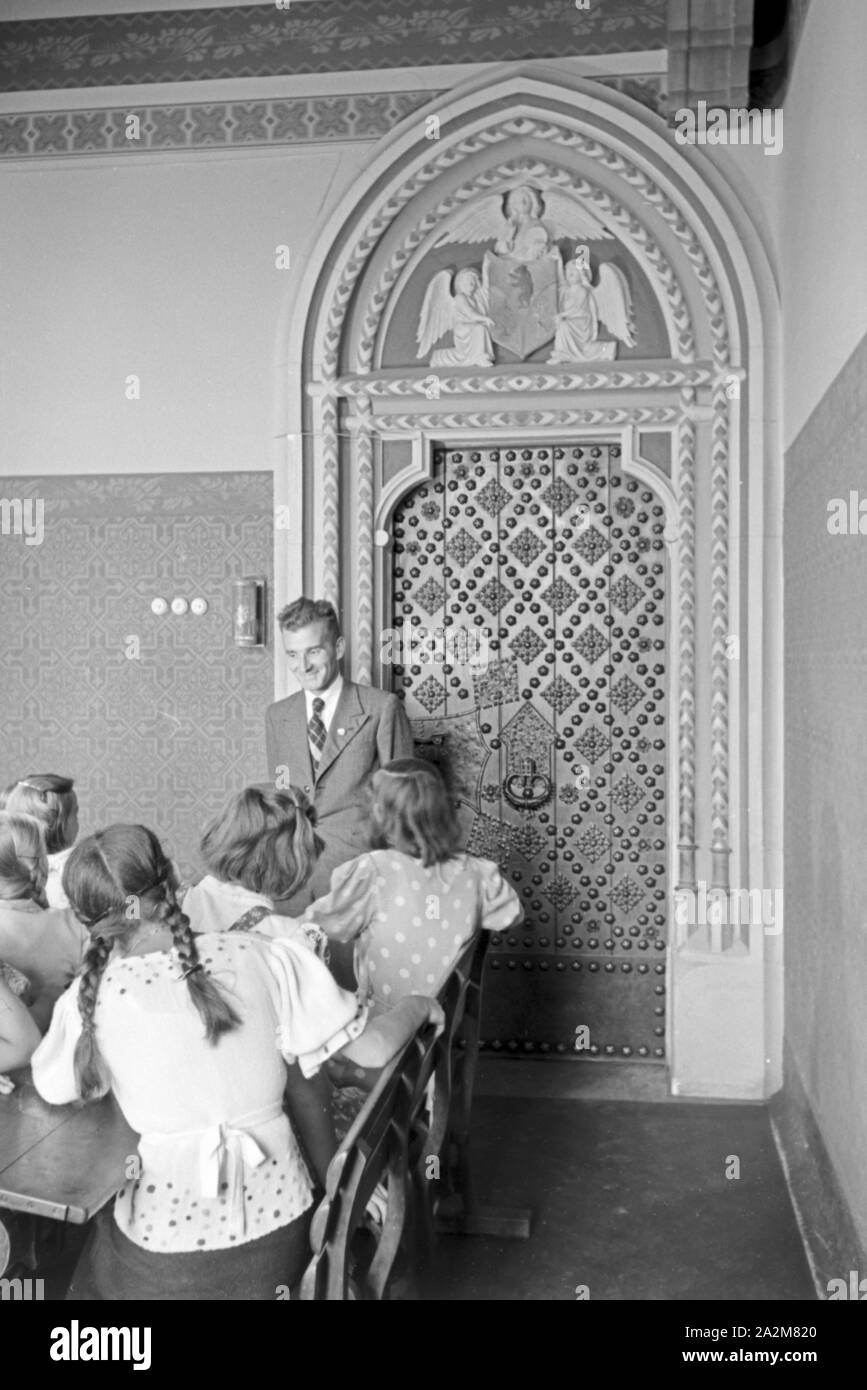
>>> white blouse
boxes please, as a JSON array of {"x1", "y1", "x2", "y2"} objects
[
  {"x1": 45, "y1": 847, "x2": 74, "y2": 909},
  {"x1": 181, "y1": 875, "x2": 327, "y2": 959},
  {"x1": 32, "y1": 932, "x2": 367, "y2": 1253}
]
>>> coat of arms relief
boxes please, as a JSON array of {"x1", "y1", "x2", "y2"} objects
[{"x1": 416, "y1": 184, "x2": 636, "y2": 368}]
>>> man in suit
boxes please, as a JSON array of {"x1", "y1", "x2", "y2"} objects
[{"x1": 265, "y1": 597, "x2": 415, "y2": 915}]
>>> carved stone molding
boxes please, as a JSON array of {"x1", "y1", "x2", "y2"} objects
[
  {"x1": 336, "y1": 120, "x2": 736, "y2": 376},
  {"x1": 320, "y1": 395, "x2": 340, "y2": 613},
  {"x1": 371, "y1": 406, "x2": 682, "y2": 433},
  {"x1": 339, "y1": 364, "x2": 716, "y2": 399},
  {"x1": 710, "y1": 382, "x2": 731, "y2": 886},
  {"x1": 350, "y1": 398, "x2": 375, "y2": 686},
  {"x1": 352, "y1": 151, "x2": 697, "y2": 375},
  {"x1": 676, "y1": 394, "x2": 697, "y2": 890}
]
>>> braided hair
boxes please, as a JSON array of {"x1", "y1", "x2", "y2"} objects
[{"x1": 68, "y1": 824, "x2": 241, "y2": 1101}]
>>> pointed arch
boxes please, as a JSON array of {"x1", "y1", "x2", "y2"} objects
[{"x1": 280, "y1": 63, "x2": 782, "y2": 1099}]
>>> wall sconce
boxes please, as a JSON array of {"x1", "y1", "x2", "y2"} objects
[{"x1": 232, "y1": 577, "x2": 267, "y2": 648}]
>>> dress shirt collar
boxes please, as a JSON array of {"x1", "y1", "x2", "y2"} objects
[{"x1": 304, "y1": 673, "x2": 343, "y2": 730}]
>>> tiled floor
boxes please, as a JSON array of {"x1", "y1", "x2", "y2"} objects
[{"x1": 425, "y1": 1092, "x2": 817, "y2": 1301}]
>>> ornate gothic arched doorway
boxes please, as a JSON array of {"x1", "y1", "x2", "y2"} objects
[{"x1": 284, "y1": 64, "x2": 782, "y2": 1098}]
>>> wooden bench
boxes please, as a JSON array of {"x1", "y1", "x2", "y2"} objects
[
  {"x1": 300, "y1": 1017, "x2": 440, "y2": 1300},
  {"x1": 420, "y1": 931, "x2": 532, "y2": 1244},
  {"x1": 301, "y1": 932, "x2": 531, "y2": 1300}
]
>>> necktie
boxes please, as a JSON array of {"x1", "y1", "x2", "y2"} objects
[{"x1": 308, "y1": 696, "x2": 327, "y2": 775}]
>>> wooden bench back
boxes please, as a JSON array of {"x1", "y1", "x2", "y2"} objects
[{"x1": 300, "y1": 931, "x2": 489, "y2": 1300}]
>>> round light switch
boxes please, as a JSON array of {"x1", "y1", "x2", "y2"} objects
[
  {"x1": 171, "y1": 597, "x2": 189, "y2": 616},
  {"x1": 151, "y1": 598, "x2": 169, "y2": 616},
  {"x1": 190, "y1": 598, "x2": 208, "y2": 616}
]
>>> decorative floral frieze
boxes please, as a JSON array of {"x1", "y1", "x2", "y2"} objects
[{"x1": 0, "y1": 2, "x2": 668, "y2": 93}]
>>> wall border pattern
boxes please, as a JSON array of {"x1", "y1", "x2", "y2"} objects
[
  {"x1": 0, "y1": 92, "x2": 434, "y2": 159},
  {"x1": 0, "y1": 78, "x2": 668, "y2": 162}
]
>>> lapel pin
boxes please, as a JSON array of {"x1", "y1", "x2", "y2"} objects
[{"x1": 337, "y1": 727, "x2": 345, "y2": 736}]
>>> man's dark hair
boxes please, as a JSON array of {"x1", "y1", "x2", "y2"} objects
[{"x1": 276, "y1": 597, "x2": 341, "y2": 641}]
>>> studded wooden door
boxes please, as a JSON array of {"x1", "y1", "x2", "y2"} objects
[{"x1": 390, "y1": 443, "x2": 668, "y2": 1062}]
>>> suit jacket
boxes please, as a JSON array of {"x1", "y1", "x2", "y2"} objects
[{"x1": 265, "y1": 680, "x2": 415, "y2": 907}]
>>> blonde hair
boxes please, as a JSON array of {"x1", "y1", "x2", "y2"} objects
[
  {"x1": 0, "y1": 774, "x2": 78, "y2": 855},
  {"x1": 0, "y1": 812, "x2": 49, "y2": 905},
  {"x1": 200, "y1": 785, "x2": 323, "y2": 899}
]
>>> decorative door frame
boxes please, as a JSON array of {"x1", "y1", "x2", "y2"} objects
[{"x1": 281, "y1": 63, "x2": 782, "y2": 1100}]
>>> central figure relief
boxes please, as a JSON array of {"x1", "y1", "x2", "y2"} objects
[{"x1": 416, "y1": 184, "x2": 636, "y2": 365}]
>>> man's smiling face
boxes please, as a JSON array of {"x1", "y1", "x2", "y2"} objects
[{"x1": 282, "y1": 619, "x2": 344, "y2": 693}]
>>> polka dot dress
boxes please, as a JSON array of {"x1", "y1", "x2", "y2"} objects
[{"x1": 303, "y1": 849, "x2": 522, "y2": 1012}]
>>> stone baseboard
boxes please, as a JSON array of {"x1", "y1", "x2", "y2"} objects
[{"x1": 770, "y1": 1042, "x2": 867, "y2": 1299}]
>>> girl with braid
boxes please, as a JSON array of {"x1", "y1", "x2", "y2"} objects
[
  {"x1": 31, "y1": 823, "x2": 442, "y2": 1300},
  {"x1": 0, "y1": 811, "x2": 86, "y2": 1028}
]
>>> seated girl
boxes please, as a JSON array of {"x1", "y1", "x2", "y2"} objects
[
  {"x1": 0, "y1": 812, "x2": 87, "y2": 1029},
  {"x1": 0, "y1": 774, "x2": 79, "y2": 909},
  {"x1": 181, "y1": 785, "x2": 328, "y2": 959},
  {"x1": 31, "y1": 823, "x2": 443, "y2": 1301},
  {"x1": 0, "y1": 961, "x2": 41, "y2": 1093},
  {"x1": 303, "y1": 758, "x2": 523, "y2": 1014}
]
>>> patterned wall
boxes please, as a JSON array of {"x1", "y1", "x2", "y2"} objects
[
  {"x1": 784, "y1": 329, "x2": 867, "y2": 1243},
  {"x1": 0, "y1": 473, "x2": 273, "y2": 879},
  {"x1": 0, "y1": 1, "x2": 668, "y2": 91}
]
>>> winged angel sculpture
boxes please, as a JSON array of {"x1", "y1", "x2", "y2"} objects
[{"x1": 416, "y1": 184, "x2": 636, "y2": 365}]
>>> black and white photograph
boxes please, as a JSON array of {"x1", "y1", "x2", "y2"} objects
[{"x1": 0, "y1": 0, "x2": 864, "y2": 1348}]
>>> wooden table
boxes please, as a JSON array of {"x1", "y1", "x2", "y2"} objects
[{"x1": 0, "y1": 1069, "x2": 137, "y2": 1223}]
